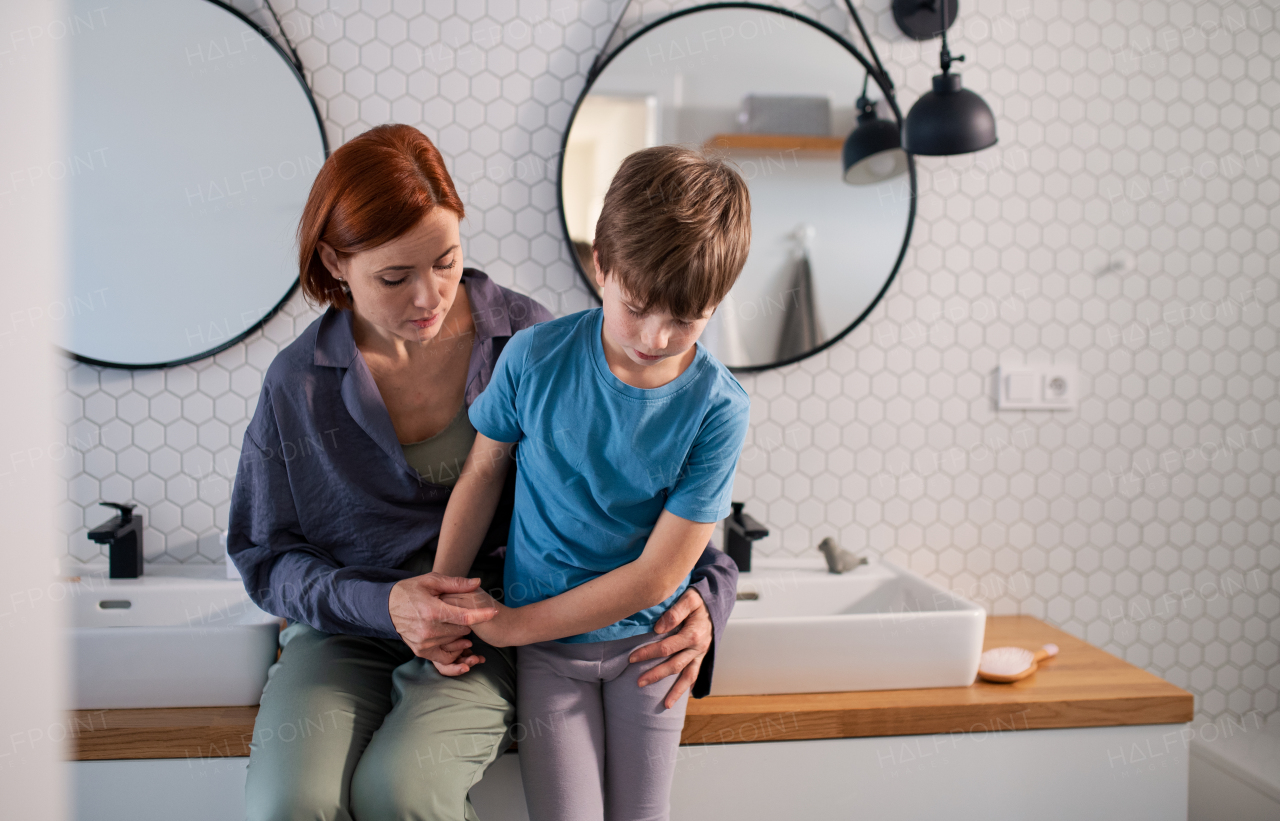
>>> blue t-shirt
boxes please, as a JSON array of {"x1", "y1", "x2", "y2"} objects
[{"x1": 468, "y1": 308, "x2": 750, "y2": 643}]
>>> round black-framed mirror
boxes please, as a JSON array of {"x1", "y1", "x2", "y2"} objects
[
  {"x1": 557, "y1": 2, "x2": 917, "y2": 372},
  {"x1": 61, "y1": 0, "x2": 328, "y2": 370}
]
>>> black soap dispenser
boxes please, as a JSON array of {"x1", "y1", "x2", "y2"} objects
[{"x1": 88, "y1": 502, "x2": 144, "y2": 578}]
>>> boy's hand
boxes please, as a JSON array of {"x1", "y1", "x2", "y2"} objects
[
  {"x1": 442, "y1": 590, "x2": 515, "y2": 647},
  {"x1": 441, "y1": 588, "x2": 500, "y2": 611}
]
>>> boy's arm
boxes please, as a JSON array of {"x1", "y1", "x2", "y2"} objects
[
  {"x1": 433, "y1": 432, "x2": 514, "y2": 578},
  {"x1": 470, "y1": 508, "x2": 715, "y2": 647}
]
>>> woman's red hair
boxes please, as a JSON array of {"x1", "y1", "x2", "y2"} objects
[{"x1": 297, "y1": 124, "x2": 465, "y2": 310}]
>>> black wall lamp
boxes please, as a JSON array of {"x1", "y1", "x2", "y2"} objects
[
  {"x1": 895, "y1": 0, "x2": 998, "y2": 155},
  {"x1": 840, "y1": 0, "x2": 997, "y2": 177}
]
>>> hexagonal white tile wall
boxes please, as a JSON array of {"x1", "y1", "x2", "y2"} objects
[{"x1": 57, "y1": 0, "x2": 1279, "y2": 726}]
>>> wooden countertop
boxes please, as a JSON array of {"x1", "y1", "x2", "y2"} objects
[{"x1": 67, "y1": 616, "x2": 1192, "y2": 760}]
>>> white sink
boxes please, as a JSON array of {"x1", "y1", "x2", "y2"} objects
[
  {"x1": 66, "y1": 564, "x2": 280, "y2": 709},
  {"x1": 711, "y1": 557, "x2": 986, "y2": 696}
]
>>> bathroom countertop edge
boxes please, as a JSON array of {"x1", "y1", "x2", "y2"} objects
[{"x1": 67, "y1": 616, "x2": 1194, "y2": 760}]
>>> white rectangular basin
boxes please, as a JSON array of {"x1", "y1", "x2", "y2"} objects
[
  {"x1": 67, "y1": 564, "x2": 280, "y2": 710},
  {"x1": 711, "y1": 557, "x2": 986, "y2": 696}
]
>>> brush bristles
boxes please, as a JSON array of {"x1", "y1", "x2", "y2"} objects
[{"x1": 979, "y1": 646, "x2": 1035, "y2": 677}]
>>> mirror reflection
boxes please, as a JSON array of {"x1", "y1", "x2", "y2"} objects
[
  {"x1": 63, "y1": 0, "x2": 326, "y2": 368},
  {"x1": 561, "y1": 6, "x2": 912, "y2": 369}
]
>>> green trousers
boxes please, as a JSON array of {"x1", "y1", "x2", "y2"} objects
[{"x1": 244, "y1": 560, "x2": 515, "y2": 821}]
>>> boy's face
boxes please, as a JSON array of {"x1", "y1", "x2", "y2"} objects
[{"x1": 594, "y1": 250, "x2": 714, "y2": 370}]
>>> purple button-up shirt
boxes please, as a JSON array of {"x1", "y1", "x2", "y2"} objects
[{"x1": 227, "y1": 269, "x2": 738, "y2": 696}]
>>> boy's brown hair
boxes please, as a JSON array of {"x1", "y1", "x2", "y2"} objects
[{"x1": 593, "y1": 145, "x2": 751, "y2": 320}]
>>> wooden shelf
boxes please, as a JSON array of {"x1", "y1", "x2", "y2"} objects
[
  {"x1": 704, "y1": 133, "x2": 844, "y2": 154},
  {"x1": 67, "y1": 616, "x2": 1193, "y2": 760}
]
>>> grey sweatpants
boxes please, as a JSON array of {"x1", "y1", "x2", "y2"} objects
[{"x1": 516, "y1": 632, "x2": 689, "y2": 821}]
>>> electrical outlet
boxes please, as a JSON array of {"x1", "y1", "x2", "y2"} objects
[
  {"x1": 1042, "y1": 370, "x2": 1074, "y2": 407},
  {"x1": 997, "y1": 364, "x2": 1077, "y2": 410}
]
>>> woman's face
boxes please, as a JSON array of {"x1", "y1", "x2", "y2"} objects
[{"x1": 318, "y1": 208, "x2": 464, "y2": 346}]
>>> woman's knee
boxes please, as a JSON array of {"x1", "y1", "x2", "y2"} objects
[
  {"x1": 349, "y1": 761, "x2": 470, "y2": 821},
  {"x1": 245, "y1": 773, "x2": 347, "y2": 821},
  {"x1": 350, "y1": 719, "x2": 513, "y2": 821}
]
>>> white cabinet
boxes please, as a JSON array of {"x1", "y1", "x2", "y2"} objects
[{"x1": 71, "y1": 723, "x2": 1189, "y2": 821}]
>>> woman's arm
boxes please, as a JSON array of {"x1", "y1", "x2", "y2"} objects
[
  {"x1": 229, "y1": 407, "x2": 405, "y2": 638},
  {"x1": 433, "y1": 432, "x2": 514, "y2": 578},
  {"x1": 463, "y1": 508, "x2": 715, "y2": 648},
  {"x1": 228, "y1": 390, "x2": 492, "y2": 667}
]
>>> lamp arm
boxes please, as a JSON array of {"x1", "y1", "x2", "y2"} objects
[
  {"x1": 938, "y1": 0, "x2": 964, "y2": 74},
  {"x1": 842, "y1": 0, "x2": 895, "y2": 96}
]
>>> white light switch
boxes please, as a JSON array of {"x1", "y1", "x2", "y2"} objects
[
  {"x1": 1007, "y1": 372, "x2": 1037, "y2": 402},
  {"x1": 998, "y1": 364, "x2": 1077, "y2": 410}
]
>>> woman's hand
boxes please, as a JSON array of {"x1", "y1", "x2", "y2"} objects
[
  {"x1": 428, "y1": 636, "x2": 485, "y2": 676},
  {"x1": 629, "y1": 587, "x2": 712, "y2": 709},
  {"x1": 389, "y1": 573, "x2": 498, "y2": 674}
]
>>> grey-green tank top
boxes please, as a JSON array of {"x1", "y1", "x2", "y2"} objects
[{"x1": 400, "y1": 403, "x2": 477, "y2": 487}]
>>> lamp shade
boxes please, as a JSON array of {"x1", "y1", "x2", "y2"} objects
[
  {"x1": 903, "y1": 72, "x2": 997, "y2": 156},
  {"x1": 843, "y1": 110, "x2": 908, "y2": 185}
]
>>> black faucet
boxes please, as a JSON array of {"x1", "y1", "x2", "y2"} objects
[
  {"x1": 723, "y1": 501, "x2": 768, "y2": 573},
  {"x1": 88, "y1": 502, "x2": 144, "y2": 578}
]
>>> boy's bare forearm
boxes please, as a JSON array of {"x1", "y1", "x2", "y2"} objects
[
  {"x1": 433, "y1": 434, "x2": 511, "y2": 578},
  {"x1": 492, "y1": 510, "x2": 716, "y2": 647},
  {"x1": 490, "y1": 563, "x2": 654, "y2": 646}
]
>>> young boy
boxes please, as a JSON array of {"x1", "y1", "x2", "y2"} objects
[{"x1": 431, "y1": 144, "x2": 752, "y2": 821}]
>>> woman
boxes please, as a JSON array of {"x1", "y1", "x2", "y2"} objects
[{"x1": 227, "y1": 124, "x2": 739, "y2": 820}]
